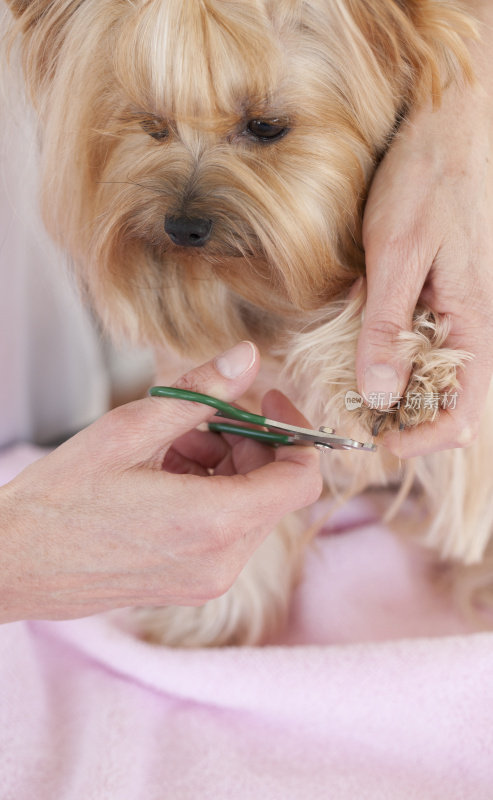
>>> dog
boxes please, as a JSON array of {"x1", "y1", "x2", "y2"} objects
[{"x1": 6, "y1": 0, "x2": 492, "y2": 646}]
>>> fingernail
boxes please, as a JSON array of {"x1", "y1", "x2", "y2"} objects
[
  {"x1": 215, "y1": 341, "x2": 256, "y2": 379},
  {"x1": 363, "y1": 363, "x2": 399, "y2": 407}
]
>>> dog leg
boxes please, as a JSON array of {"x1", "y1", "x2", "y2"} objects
[{"x1": 284, "y1": 288, "x2": 491, "y2": 564}]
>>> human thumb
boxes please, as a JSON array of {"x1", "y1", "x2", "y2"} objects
[
  {"x1": 356, "y1": 268, "x2": 422, "y2": 408},
  {"x1": 155, "y1": 340, "x2": 260, "y2": 440},
  {"x1": 96, "y1": 341, "x2": 260, "y2": 465}
]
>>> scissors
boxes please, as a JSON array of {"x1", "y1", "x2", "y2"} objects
[{"x1": 149, "y1": 386, "x2": 376, "y2": 452}]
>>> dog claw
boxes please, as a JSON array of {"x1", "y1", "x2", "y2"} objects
[{"x1": 371, "y1": 417, "x2": 385, "y2": 437}]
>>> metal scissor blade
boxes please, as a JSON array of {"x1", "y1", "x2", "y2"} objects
[
  {"x1": 148, "y1": 386, "x2": 376, "y2": 452},
  {"x1": 263, "y1": 418, "x2": 377, "y2": 452}
]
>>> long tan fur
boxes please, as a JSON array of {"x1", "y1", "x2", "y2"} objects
[{"x1": 4, "y1": 0, "x2": 490, "y2": 645}]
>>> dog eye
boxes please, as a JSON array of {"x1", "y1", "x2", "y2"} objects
[
  {"x1": 139, "y1": 117, "x2": 169, "y2": 141},
  {"x1": 246, "y1": 119, "x2": 289, "y2": 142}
]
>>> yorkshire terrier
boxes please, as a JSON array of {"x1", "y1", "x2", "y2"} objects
[{"x1": 6, "y1": 0, "x2": 492, "y2": 646}]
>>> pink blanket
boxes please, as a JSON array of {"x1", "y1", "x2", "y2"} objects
[{"x1": 1, "y1": 445, "x2": 492, "y2": 799}]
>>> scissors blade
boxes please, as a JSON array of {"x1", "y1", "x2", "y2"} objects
[{"x1": 262, "y1": 418, "x2": 376, "y2": 452}]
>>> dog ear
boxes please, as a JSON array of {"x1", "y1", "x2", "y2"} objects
[
  {"x1": 5, "y1": 1, "x2": 53, "y2": 18},
  {"x1": 349, "y1": 0, "x2": 476, "y2": 105},
  {"x1": 4, "y1": 1, "x2": 85, "y2": 26},
  {"x1": 5, "y1": 1, "x2": 89, "y2": 100},
  {"x1": 4, "y1": 0, "x2": 30, "y2": 14}
]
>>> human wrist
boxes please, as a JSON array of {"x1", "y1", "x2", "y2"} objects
[
  {"x1": 453, "y1": 0, "x2": 493, "y2": 120},
  {"x1": 402, "y1": 0, "x2": 493, "y2": 164},
  {"x1": 402, "y1": 75, "x2": 492, "y2": 181},
  {"x1": 0, "y1": 482, "x2": 37, "y2": 623}
]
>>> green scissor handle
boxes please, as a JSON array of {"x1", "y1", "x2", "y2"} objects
[
  {"x1": 207, "y1": 422, "x2": 291, "y2": 446},
  {"x1": 148, "y1": 386, "x2": 292, "y2": 446},
  {"x1": 149, "y1": 386, "x2": 376, "y2": 452},
  {"x1": 149, "y1": 386, "x2": 266, "y2": 423}
]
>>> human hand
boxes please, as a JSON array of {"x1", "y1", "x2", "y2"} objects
[
  {"x1": 0, "y1": 341, "x2": 322, "y2": 623},
  {"x1": 357, "y1": 76, "x2": 493, "y2": 458}
]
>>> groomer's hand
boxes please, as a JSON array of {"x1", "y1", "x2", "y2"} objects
[
  {"x1": 358, "y1": 2, "x2": 493, "y2": 458},
  {"x1": 0, "y1": 341, "x2": 322, "y2": 623}
]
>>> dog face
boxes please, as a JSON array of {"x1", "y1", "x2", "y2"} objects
[{"x1": 6, "y1": 0, "x2": 473, "y2": 356}]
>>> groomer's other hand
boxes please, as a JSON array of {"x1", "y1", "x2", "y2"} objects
[
  {"x1": 0, "y1": 342, "x2": 322, "y2": 623},
  {"x1": 358, "y1": 27, "x2": 493, "y2": 458}
]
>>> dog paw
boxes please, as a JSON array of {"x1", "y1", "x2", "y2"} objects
[{"x1": 358, "y1": 306, "x2": 472, "y2": 436}]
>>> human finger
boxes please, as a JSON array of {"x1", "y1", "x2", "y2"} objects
[
  {"x1": 167, "y1": 428, "x2": 230, "y2": 468},
  {"x1": 356, "y1": 236, "x2": 433, "y2": 408},
  {"x1": 91, "y1": 341, "x2": 260, "y2": 468},
  {"x1": 383, "y1": 344, "x2": 492, "y2": 457}
]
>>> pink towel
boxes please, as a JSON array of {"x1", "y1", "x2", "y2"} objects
[{"x1": 0, "y1": 444, "x2": 492, "y2": 799}]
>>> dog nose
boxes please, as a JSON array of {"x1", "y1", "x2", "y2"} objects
[{"x1": 164, "y1": 215, "x2": 213, "y2": 247}]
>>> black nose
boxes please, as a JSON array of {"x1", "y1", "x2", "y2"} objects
[{"x1": 164, "y1": 215, "x2": 213, "y2": 247}]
